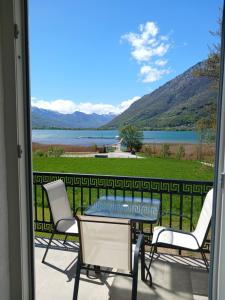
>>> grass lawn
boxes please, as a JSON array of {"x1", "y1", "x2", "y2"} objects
[
  {"x1": 33, "y1": 156, "x2": 213, "y2": 240},
  {"x1": 33, "y1": 156, "x2": 213, "y2": 181}
]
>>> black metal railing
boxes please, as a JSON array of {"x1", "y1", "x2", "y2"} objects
[{"x1": 33, "y1": 172, "x2": 213, "y2": 250}]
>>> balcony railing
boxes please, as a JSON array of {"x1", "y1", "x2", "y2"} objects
[{"x1": 33, "y1": 171, "x2": 213, "y2": 251}]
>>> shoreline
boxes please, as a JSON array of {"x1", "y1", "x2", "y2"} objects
[
  {"x1": 32, "y1": 142, "x2": 97, "y2": 153},
  {"x1": 32, "y1": 142, "x2": 215, "y2": 161},
  {"x1": 32, "y1": 141, "x2": 214, "y2": 147},
  {"x1": 32, "y1": 128, "x2": 196, "y2": 131},
  {"x1": 32, "y1": 142, "x2": 215, "y2": 153}
]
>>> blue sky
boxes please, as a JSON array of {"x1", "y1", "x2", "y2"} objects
[{"x1": 29, "y1": 0, "x2": 223, "y2": 115}]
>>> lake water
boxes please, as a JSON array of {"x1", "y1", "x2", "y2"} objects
[{"x1": 32, "y1": 129, "x2": 200, "y2": 146}]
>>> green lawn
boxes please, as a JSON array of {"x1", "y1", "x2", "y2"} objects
[
  {"x1": 33, "y1": 156, "x2": 213, "y2": 181},
  {"x1": 33, "y1": 156, "x2": 213, "y2": 238}
]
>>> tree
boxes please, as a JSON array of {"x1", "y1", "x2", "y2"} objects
[
  {"x1": 196, "y1": 112, "x2": 216, "y2": 143},
  {"x1": 193, "y1": 11, "x2": 221, "y2": 87},
  {"x1": 119, "y1": 125, "x2": 143, "y2": 152},
  {"x1": 193, "y1": 11, "x2": 221, "y2": 143}
]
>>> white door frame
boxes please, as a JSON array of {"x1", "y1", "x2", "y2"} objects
[
  {"x1": 0, "y1": 0, "x2": 34, "y2": 299},
  {"x1": 210, "y1": 3, "x2": 225, "y2": 300},
  {"x1": 2, "y1": 0, "x2": 225, "y2": 299}
]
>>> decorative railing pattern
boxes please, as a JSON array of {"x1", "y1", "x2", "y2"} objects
[{"x1": 33, "y1": 172, "x2": 213, "y2": 250}]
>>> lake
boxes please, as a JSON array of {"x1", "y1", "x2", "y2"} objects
[{"x1": 32, "y1": 129, "x2": 200, "y2": 146}]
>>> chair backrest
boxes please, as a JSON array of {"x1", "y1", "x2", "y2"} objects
[
  {"x1": 78, "y1": 215, "x2": 132, "y2": 272},
  {"x1": 193, "y1": 188, "x2": 213, "y2": 247},
  {"x1": 43, "y1": 179, "x2": 73, "y2": 226}
]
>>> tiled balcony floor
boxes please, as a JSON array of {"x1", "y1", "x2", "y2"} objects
[{"x1": 35, "y1": 237, "x2": 208, "y2": 300}]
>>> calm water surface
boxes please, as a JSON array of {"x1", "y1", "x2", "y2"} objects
[{"x1": 32, "y1": 129, "x2": 200, "y2": 146}]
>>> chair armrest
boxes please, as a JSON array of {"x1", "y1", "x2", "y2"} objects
[
  {"x1": 155, "y1": 228, "x2": 200, "y2": 249},
  {"x1": 55, "y1": 218, "x2": 76, "y2": 229}
]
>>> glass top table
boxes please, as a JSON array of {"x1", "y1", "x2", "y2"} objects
[{"x1": 84, "y1": 195, "x2": 160, "y2": 223}]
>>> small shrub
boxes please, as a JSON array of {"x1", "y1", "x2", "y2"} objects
[
  {"x1": 141, "y1": 145, "x2": 153, "y2": 156},
  {"x1": 98, "y1": 145, "x2": 107, "y2": 153},
  {"x1": 161, "y1": 144, "x2": 171, "y2": 158},
  {"x1": 33, "y1": 150, "x2": 45, "y2": 157},
  {"x1": 106, "y1": 146, "x2": 114, "y2": 152},
  {"x1": 47, "y1": 146, "x2": 65, "y2": 157},
  {"x1": 196, "y1": 144, "x2": 204, "y2": 160},
  {"x1": 130, "y1": 149, "x2": 136, "y2": 155},
  {"x1": 176, "y1": 144, "x2": 185, "y2": 160}
]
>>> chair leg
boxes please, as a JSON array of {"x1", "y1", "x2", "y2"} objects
[
  {"x1": 63, "y1": 234, "x2": 68, "y2": 244},
  {"x1": 131, "y1": 275, "x2": 138, "y2": 300},
  {"x1": 73, "y1": 254, "x2": 81, "y2": 300},
  {"x1": 140, "y1": 242, "x2": 145, "y2": 281},
  {"x1": 42, "y1": 232, "x2": 54, "y2": 263},
  {"x1": 132, "y1": 251, "x2": 139, "y2": 300},
  {"x1": 200, "y1": 249, "x2": 209, "y2": 272},
  {"x1": 145, "y1": 245, "x2": 155, "y2": 284}
]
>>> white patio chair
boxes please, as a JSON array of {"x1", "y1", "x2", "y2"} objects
[
  {"x1": 73, "y1": 216, "x2": 148, "y2": 300},
  {"x1": 42, "y1": 179, "x2": 79, "y2": 263},
  {"x1": 147, "y1": 188, "x2": 213, "y2": 276}
]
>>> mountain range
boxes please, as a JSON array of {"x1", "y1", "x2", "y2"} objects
[
  {"x1": 103, "y1": 61, "x2": 217, "y2": 130},
  {"x1": 32, "y1": 107, "x2": 115, "y2": 129},
  {"x1": 32, "y1": 60, "x2": 217, "y2": 130}
]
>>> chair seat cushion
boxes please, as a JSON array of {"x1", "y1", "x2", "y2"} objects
[
  {"x1": 56, "y1": 218, "x2": 78, "y2": 234},
  {"x1": 152, "y1": 226, "x2": 199, "y2": 250}
]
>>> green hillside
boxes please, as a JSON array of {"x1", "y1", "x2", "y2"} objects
[
  {"x1": 32, "y1": 107, "x2": 115, "y2": 129},
  {"x1": 103, "y1": 61, "x2": 217, "y2": 130}
]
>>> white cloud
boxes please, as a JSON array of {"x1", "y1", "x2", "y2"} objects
[
  {"x1": 153, "y1": 43, "x2": 170, "y2": 57},
  {"x1": 155, "y1": 59, "x2": 168, "y2": 66},
  {"x1": 31, "y1": 96, "x2": 140, "y2": 115},
  {"x1": 118, "y1": 96, "x2": 140, "y2": 111},
  {"x1": 141, "y1": 22, "x2": 158, "y2": 38},
  {"x1": 31, "y1": 99, "x2": 76, "y2": 114},
  {"x1": 140, "y1": 65, "x2": 170, "y2": 83},
  {"x1": 121, "y1": 21, "x2": 172, "y2": 84},
  {"x1": 122, "y1": 21, "x2": 170, "y2": 63},
  {"x1": 161, "y1": 35, "x2": 169, "y2": 41},
  {"x1": 131, "y1": 47, "x2": 153, "y2": 62}
]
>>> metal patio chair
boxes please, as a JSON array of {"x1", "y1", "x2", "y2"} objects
[
  {"x1": 73, "y1": 216, "x2": 148, "y2": 300},
  {"x1": 42, "y1": 179, "x2": 79, "y2": 263},
  {"x1": 147, "y1": 188, "x2": 213, "y2": 276}
]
